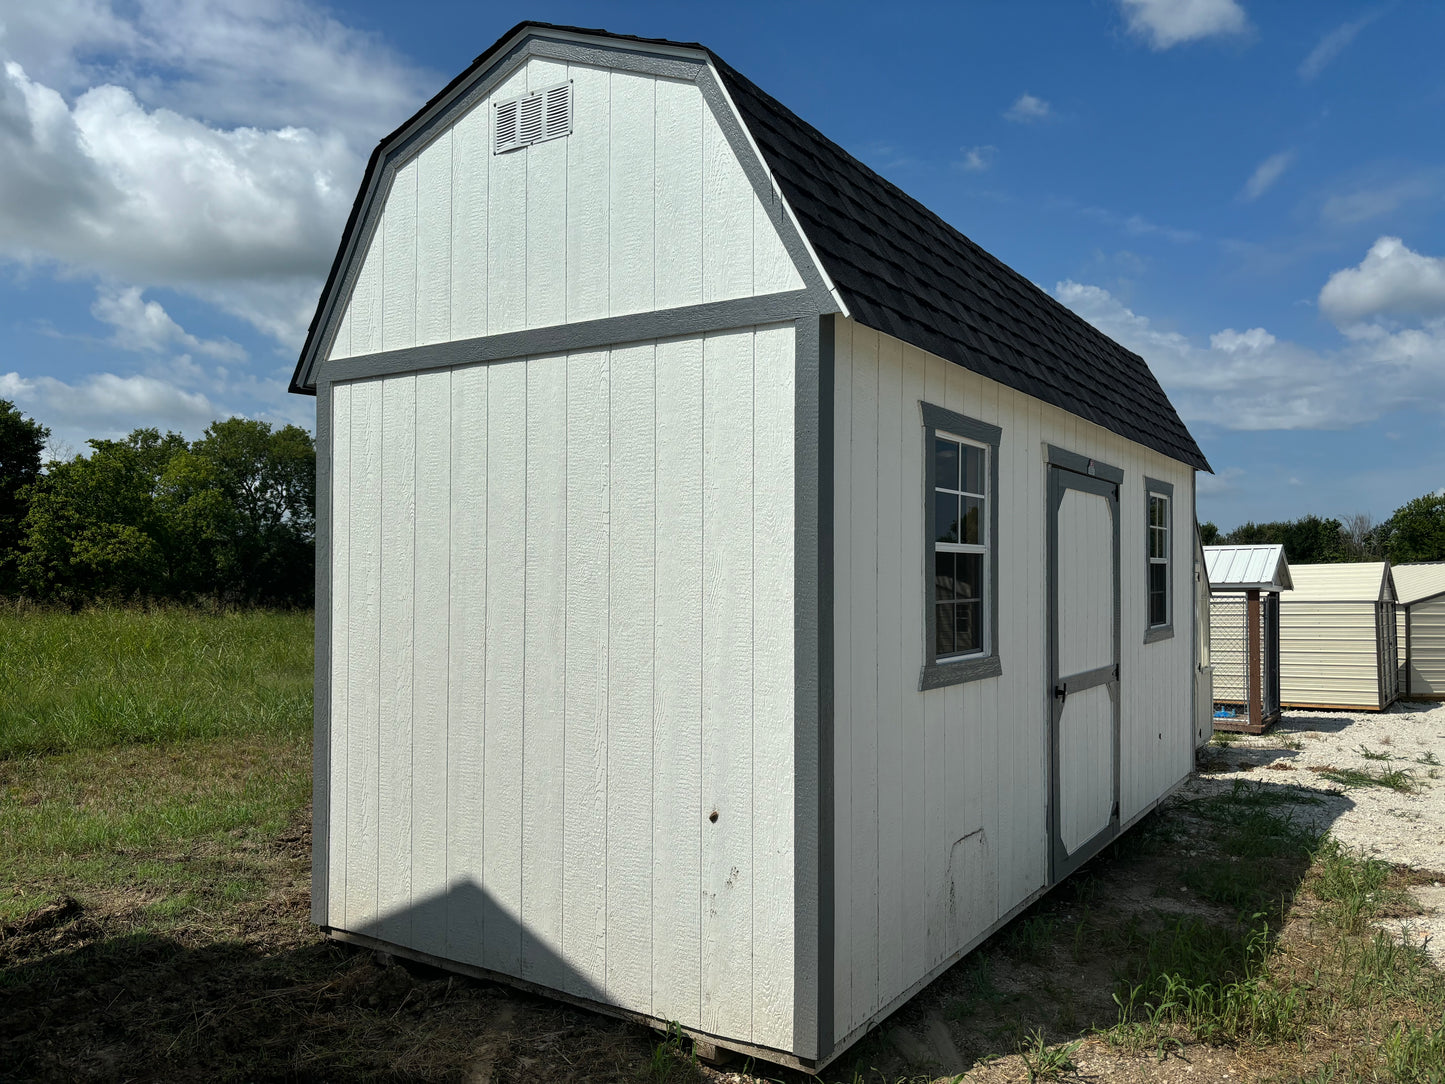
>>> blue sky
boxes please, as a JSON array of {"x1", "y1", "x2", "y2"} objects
[{"x1": 1, "y1": 0, "x2": 1442, "y2": 531}]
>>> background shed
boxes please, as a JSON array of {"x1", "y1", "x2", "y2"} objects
[
  {"x1": 1279, "y1": 563, "x2": 1398, "y2": 711},
  {"x1": 1392, "y1": 563, "x2": 1445, "y2": 700},
  {"x1": 1205, "y1": 544, "x2": 1292, "y2": 731}
]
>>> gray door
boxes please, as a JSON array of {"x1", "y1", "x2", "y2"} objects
[{"x1": 1048, "y1": 464, "x2": 1121, "y2": 882}]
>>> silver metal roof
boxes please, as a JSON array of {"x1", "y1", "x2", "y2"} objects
[
  {"x1": 1203, "y1": 544, "x2": 1293, "y2": 592},
  {"x1": 1285, "y1": 561, "x2": 1394, "y2": 602},
  {"x1": 1392, "y1": 563, "x2": 1445, "y2": 604}
]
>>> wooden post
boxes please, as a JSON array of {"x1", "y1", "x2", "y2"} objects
[{"x1": 1246, "y1": 589, "x2": 1262, "y2": 729}]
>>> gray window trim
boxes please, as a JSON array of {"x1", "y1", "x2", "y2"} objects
[
  {"x1": 1045, "y1": 443, "x2": 1125, "y2": 485},
  {"x1": 1144, "y1": 476, "x2": 1174, "y2": 644},
  {"x1": 919, "y1": 401, "x2": 1002, "y2": 690}
]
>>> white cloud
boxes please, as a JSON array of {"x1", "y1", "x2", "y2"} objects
[
  {"x1": 1117, "y1": 0, "x2": 1250, "y2": 49},
  {"x1": 1319, "y1": 173, "x2": 1442, "y2": 226},
  {"x1": 1240, "y1": 150, "x2": 1294, "y2": 201},
  {"x1": 1299, "y1": 12, "x2": 1382, "y2": 81},
  {"x1": 1055, "y1": 270, "x2": 1445, "y2": 431},
  {"x1": 959, "y1": 145, "x2": 997, "y2": 172},
  {"x1": 0, "y1": 0, "x2": 430, "y2": 349},
  {"x1": 0, "y1": 369, "x2": 219, "y2": 442},
  {"x1": 1318, "y1": 237, "x2": 1445, "y2": 326},
  {"x1": 1005, "y1": 93, "x2": 1050, "y2": 123},
  {"x1": 91, "y1": 285, "x2": 245, "y2": 361}
]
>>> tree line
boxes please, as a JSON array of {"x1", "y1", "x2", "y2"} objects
[
  {"x1": 1200, "y1": 498, "x2": 1445, "y2": 566},
  {"x1": 0, "y1": 400, "x2": 314, "y2": 607}
]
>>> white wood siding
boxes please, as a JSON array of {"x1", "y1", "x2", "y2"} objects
[
  {"x1": 326, "y1": 324, "x2": 797, "y2": 1050},
  {"x1": 328, "y1": 58, "x2": 803, "y2": 361},
  {"x1": 1278, "y1": 601, "x2": 1383, "y2": 709},
  {"x1": 1405, "y1": 598, "x2": 1445, "y2": 697},
  {"x1": 830, "y1": 317, "x2": 1195, "y2": 1043}
]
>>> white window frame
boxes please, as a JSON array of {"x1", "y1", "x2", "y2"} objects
[
  {"x1": 920, "y1": 401, "x2": 1002, "y2": 690},
  {"x1": 1144, "y1": 477, "x2": 1174, "y2": 643}
]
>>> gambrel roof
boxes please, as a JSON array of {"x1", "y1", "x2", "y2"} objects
[{"x1": 292, "y1": 22, "x2": 1209, "y2": 473}]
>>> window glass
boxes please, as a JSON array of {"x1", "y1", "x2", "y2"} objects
[
  {"x1": 1147, "y1": 492, "x2": 1170, "y2": 629},
  {"x1": 932, "y1": 431, "x2": 988, "y2": 661},
  {"x1": 934, "y1": 437, "x2": 959, "y2": 491}
]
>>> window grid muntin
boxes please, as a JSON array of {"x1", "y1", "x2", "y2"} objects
[
  {"x1": 934, "y1": 429, "x2": 989, "y2": 661},
  {"x1": 1148, "y1": 492, "x2": 1170, "y2": 628}
]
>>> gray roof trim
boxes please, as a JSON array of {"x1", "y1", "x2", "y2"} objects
[{"x1": 291, "y1": 26, "x2": 835, "y2": 394}]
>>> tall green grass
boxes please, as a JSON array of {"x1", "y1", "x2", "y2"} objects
[{"x1": 0, "y1": 607, "x2": 313, "y2": 757}]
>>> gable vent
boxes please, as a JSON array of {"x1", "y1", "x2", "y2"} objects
[{"x1": 494, "y1": 81, "x2": 572, "y2": 154}]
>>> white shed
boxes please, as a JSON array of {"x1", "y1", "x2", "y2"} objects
[
  {"x1": 1392, "y1": 563, "x2": 1445, "y2": 700},
  {"x1": 1279, "y1": 562, "x2": 1398, "y2": 711},
  {"x1": 289, "y1": 22, "x2": 1211, "y2": 1071},
  {"x1": 1204, "y1": 544, "x2": 1292, "y2": 731}
]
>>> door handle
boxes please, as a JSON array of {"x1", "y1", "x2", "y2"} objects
[{"x1": 1053, "y1": 683, "x2": 1067, "y2": 702}]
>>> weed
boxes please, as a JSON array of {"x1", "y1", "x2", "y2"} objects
[
  {"x1": 1416, "y1": 751, "x2": 1441, "y2": 767},
  {"x1": 646, "y1": 1022, "x2": 701, "y2": 1083},
  {"x1": 1016, "y1": 1028, "x2": 1082, "y2": 1082},
  {"x1": 1381, "y1": 1020, "x2": 1445, "y2": 1083},
  {"x1": 1358, "y1": 744, "x2": 1392, "y2": 761},
  {"x1": 1280, "y1": 738, "x2": 1305, "y2": 751},
  {"x1": 1007, "y1": 912, "x2": 1059, "y2": 963},
  {"x1": 1312, "y1": 839, "x2": 1400, "y2": 932},
  {"x1": 1312, "y1": 764, "x2": 1415, "y2": 792}
]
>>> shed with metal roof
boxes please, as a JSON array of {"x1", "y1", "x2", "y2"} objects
[
  {"x1": 1205, "y1": 545, "x2": 1292, "y2": 730},
  {"x1": 1391, "y1": 563, "x2": 1445, "y2": 700},
  {"x1": 1278, "y1": 563, "x2": 1398, "y2": 711},
  {"x1": 288, "y1": 22, "x2": 1210, "y2": 1070}
]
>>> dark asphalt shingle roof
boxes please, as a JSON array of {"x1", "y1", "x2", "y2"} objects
[{"x1": 292, "y1": 22, "x2": 1209, "y2": 473}]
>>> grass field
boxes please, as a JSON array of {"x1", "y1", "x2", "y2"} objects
[{"x1": 4, "y1": 611, "x2": 1445, "y2": 1081}]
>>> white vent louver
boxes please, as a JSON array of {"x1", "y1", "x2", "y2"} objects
[{"x1": 494, "y1": 81, "x2": 572, "y2": 154}]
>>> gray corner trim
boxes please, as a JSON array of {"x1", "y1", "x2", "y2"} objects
[
  {"x1": 1144, "y1": 475, "x2": 1175, "y2": 643},
  {"x1": 326, "y1": 292, "x2": 817, "y2": 385},
  {"x1": 812, "y1": 313, "x2": 836, "y2": 1060},
  {"x1": 311, "y1": 383, "x2": 333, "y2": 926},
  {"x1": 1046, "y1": 443, "x2": 1124, "y2": 485},
  {"x1": 296, "y1": 31, "x2": 837, "y2": 393},
  {"x1": 792, "y1": 310, "x2": 828, "y2": 1060},
  {"x1": 919, "y1": 399, "x2": 1003, "y2": 692}
]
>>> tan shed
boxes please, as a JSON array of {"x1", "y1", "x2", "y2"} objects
[
  {"x1": 1204, "y1": 544, "x2": 1292, "y2": 730},
  {"x1": 1392, "y1": 563, "x2": 1445, "y2": 700},
  {"x1": 1279, "y1": 562, "x2": 1399, "y2": 711}
]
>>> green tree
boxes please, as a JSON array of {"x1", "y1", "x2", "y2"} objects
[
  {"x1": 0, "y1": 400, "x2": 49, "y2": 593},
  {"x1": 1381, "y1": 491, "x2": 1445, "y2": 564},
  {"x1": 192, "y1": 418, "x2": 315, "y2": 604},
  {"x1": 1199, "y1": 521, "x2": 1220, "y2": 546},
  {"x1": 1224, "y1": 514, "x2": 1347, "y2": 564}
]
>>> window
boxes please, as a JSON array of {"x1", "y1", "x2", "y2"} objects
[
  {"x1": 920, "y1": 402, "x2": 1002, "y2": 689},
  {"x1": 1144, "y1": 477, "x2": 1174, "y2": 643}
]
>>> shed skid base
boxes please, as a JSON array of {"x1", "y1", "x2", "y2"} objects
[
  {"x1": 1209, "y1": 710, "x2": 1281, "y2": 735},
  {"x1": 1278, "y1": 701, "x2": 1388, "y2": 713},
  {"x1": 321, "y1": 927, "x2": 818, "y2": 1073}
]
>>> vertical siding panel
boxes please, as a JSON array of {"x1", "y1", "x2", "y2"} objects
[
  {"x1": 831, "y1": 323, "x2": 853, "y2": 1037},
  {"x1": 654, "y1": 78, "x2": 703, "y2": 311},
  {"x1": 523, "y1": 351, "x2": 568, "y2": 987},
  {"x1": 416, "y1": 134, "x2": 453, "y2": 345},
  {"x1": 702, "y1": 105, "x2": 752, "y2": 302},
  {"x1": 874, "y1": 333, "x2": 904, "y2": 1005},
  {"x1": 977, "y1": 377, "x2": 1001, "y2": 933},
  {"x1": 346, "y1": 380, "x2": 382, "y2": 933},
  {"x1": 350, "y1": 234, "x2": 384, "y2": 356},
  {"x1": 484, "y1": 360, "x2": 526, "y2": 975},
  {"x1": 526, "y1": 59, "x2": 569, "y2": 330},
  {"x1": 330, "y1": 307, "x2": 352, "y2": 361},
  {"x1": 448, "y1": 365, "x2": 487, "y2": 966},
  {"x1": 753, "y1": 192, "x2": 803, "y2": 294},
  {"x1": 382, "y1": 162, "x2": 418, "y2": 352},
  {"x1": 563, "y1": 348, "x2": 610, "y2": 997},
  {"x1": 652, "y1": 336, "x2": 704, "y2": 1027},
  {"x1": 898, "y1": 344, "x2": 927, "y2": 985},
  {"x1": 328, "y1": 384, "x2": 351, "y2": 927},
  {"x1": 752, "y1": 324, "x2": 796, "y2": 1048},
  {"x1": 607, "y1": 342, "x2": 656, "y2": 1013},
  {"x1": 377, "y1": 376, "x2": 416, "y2": 945},
  {"x1": 566, "y1": 63, "x2": 610, "y2": 323},
  {"x1": 451, "y1": 104, "x2": 489, "y2": 341},
  {"x1": 849, "y1": 324, "x2": 880, "y2": 1022},
  {"x1": 412, "y1": 370, "x2": 451, "y2": 955},
  {"x1": 608, "y1": 71, "x2": 655, "y2": 317},
  {"x1": 700, "y1": 329, "x2": 755, "y2": 1040},
  {"x1": 1024, "y1": 397, "x2": 1047, "y2": 893},
  {"x1": 487, "y1": 66, "x2": 529, "y2": 334},
  {"x1": 921, "y1": 350, "x2": 950, "y2": 968}
]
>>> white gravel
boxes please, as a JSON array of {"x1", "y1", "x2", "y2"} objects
[{"x1": 1182, "y1": 700, "x2": 1445, "y2": 964}]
